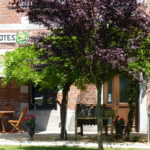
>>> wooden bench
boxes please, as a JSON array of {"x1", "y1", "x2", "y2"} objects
[{"x1": 75, "y1": 104, "x2": 115, "y2": 139}]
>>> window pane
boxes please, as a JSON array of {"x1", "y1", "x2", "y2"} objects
[
  {"x1": 107, "y1": 81, "x2": 112, "y2": 104},
  {"x1": 30, "y1": 86, "x2": 57, "y2": 110},
  {"x1": 34, "y1": 87, "x2": 44, "y2": 106},
  {"x1": 119, "y1": 76, "x2": 129, "y2": 103}
]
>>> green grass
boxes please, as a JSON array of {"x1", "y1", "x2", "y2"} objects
[{"x1": 0, "y1": 146, "x2": 148, "y2": 150}]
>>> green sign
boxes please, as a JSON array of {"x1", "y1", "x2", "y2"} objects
[{"x1": 16, "y1": 32, "x2": 28, "y2": 44}]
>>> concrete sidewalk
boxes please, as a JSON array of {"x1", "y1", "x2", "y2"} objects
[{"x1": 0, "y1": 132, "x2": 150, "y2": 149}]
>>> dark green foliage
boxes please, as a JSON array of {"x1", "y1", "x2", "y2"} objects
[
  {"x1": 114, "y1": 116, "x2": 125, "y2": 139},
  {"x1": 130, "y1": 136, "x2": 140, "y2": 142}
]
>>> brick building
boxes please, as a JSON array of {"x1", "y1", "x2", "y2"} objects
[{"x1": 0, "y1": 0, "x2": 150, "y2": 133}]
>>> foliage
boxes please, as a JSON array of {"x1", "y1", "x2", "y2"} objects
[
  {"x1": 9, "y1": 0, "x2": 150, "y2": 84},
  {"x1": 113, "y1": 116, "x2": 125, "y2": 139},
  {"x1": 24, "y1": 114, "x2": 36, "y2": 128},
  {"x1": 3, "y1": 26, "x2": 87, "y2": 141},
  {"x1": 3, "y1": 45, "x2": 43, "y2": 86},
  {"x1": 128, "y1": 34, "x2": 150, "y2": 80},
  {"x1": 113, "y1": 116, "x2": 125, "y2": 129},
  {"x1": 31, "y1": 33, "x2": 86, "y2": 140},
  {"x1": 3, "y1": 34, "x2": 82, "y2": 140},
  {"x1": 33, "y1": 33, "x2": 84, "y2": 87},
  {"x1": 130, "y1": 136, "x2": 140, "y2": 142}
]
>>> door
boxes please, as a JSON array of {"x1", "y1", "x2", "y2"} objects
[{"x1": 103, "y1": 75, "x2": 130, "y2": 122}]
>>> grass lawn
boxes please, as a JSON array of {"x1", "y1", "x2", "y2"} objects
[{"x1": 0, "y1": 146, "x2": 148, "y2": 150}]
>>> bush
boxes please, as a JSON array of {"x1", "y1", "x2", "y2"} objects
[{"x1": 130, "y1": 136, "x2": 140, "y2": 142}]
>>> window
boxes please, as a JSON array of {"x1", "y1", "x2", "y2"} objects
[
  {"x1": 30, "y1": 86, "x2": 57, "y2": 110},
  {"x1": 119, "y1": 76, "x2": 129, "y2": 103},
  {"x1": 107, "y1": 81, "x2": 112, "y2": 104}
]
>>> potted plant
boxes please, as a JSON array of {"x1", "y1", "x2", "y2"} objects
[
  {"x1": 113, "y1": 115, "x2": 125, "y2": 139},
  {"x1": 24, "y1": 114, "x2": 36, "y2": 138}
]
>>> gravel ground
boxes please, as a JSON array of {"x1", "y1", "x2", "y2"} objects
[{"x1": 0, "y1": 132, "x2": 149, "y2": 149}]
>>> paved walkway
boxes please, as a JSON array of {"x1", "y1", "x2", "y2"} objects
[{"x1": 0, "y1": 132, "x2": 150, "y2": 149}]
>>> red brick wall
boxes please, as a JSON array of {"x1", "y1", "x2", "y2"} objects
[
  {"x1": 57, "y1": 80, "x2": 150, "y2": 111},
  {"x1": 0, "y1": 0, "x2": 45, "y2": 109},
  {"x1": 0, "y1": 0, "x2": 46, "y2": 49},
  {"x1": 0, "y1": 0, "x2": 23, "y2": 24},
  {"x1": 0, "y1": 78, "x2": 29, "y2": 109},
  {"x1": 57, "y1": 84, "x2": 97, "y2": 110}
]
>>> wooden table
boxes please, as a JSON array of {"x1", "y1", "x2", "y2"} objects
[{"x1": 0, "y1": 111, "x2": 15, "y2": 133}]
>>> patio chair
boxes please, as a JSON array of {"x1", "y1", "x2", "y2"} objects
[{"x1": 7, "y1": 107, "x2": 28, "y2": 133}]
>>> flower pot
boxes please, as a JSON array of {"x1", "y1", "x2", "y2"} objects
[{"x1": 28, "y1": 126, "x2": 35, "y2": 138}]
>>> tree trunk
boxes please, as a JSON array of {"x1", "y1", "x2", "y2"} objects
[
  {"x1": 125, "y1": 79, "x2": 139, "y2": 140},
  {"x1": 96, "y1": 84, "x2": 104, "y2": 150},
  {"x1": 89, "y1": 61, "x2": 104, "y2": 150},
  {"x1": 60, "y1": 83, "x2": 72, "y2": 140},
  {"x1": 125, "y1": 105, "x2": 135, "y2": 140}
]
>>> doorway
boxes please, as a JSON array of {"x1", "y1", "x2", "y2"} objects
[{"x1": 103, "y1": 75, "x2": 130, "y2": 122}]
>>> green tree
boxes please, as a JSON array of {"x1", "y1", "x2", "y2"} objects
[
  {"x1": 3, "y1": 45, "x2": 42, "y2": 85},
  {"x1": 3, "y1": 34, "x2": 85, "y2": 140},
  {"x1": 124, "y1": 34, "x2": 150, "y2": 139}
]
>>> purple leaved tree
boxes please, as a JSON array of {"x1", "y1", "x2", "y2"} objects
[{"x1": 8, "y1": 0, "x2": 150, "y2": 149}]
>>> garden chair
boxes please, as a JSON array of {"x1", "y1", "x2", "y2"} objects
[{"x1": 7, "y1": 107, "x2": 28, "y2": 133}]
